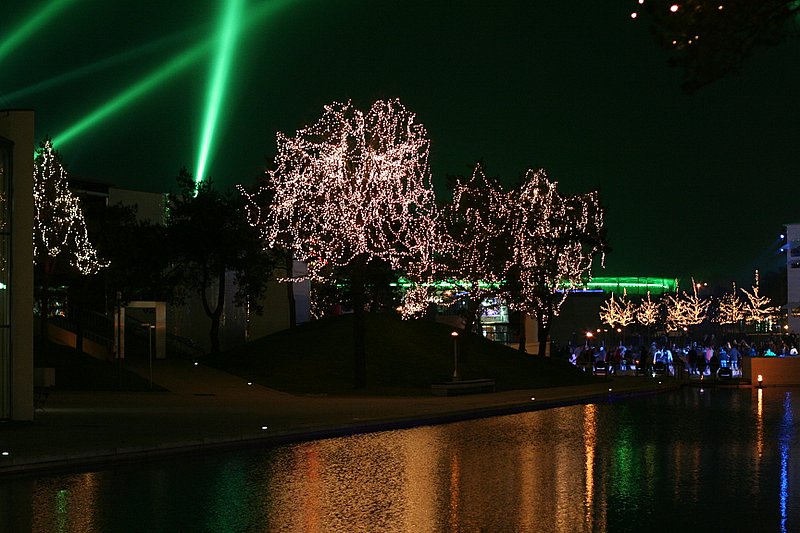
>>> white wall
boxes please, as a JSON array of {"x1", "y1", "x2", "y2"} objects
[{"x1": 786, "y1": 223, "x2": 800, "y2": 333}]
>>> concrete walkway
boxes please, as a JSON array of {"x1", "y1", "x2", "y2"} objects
[{"x1": 0, "y1": 356, "x2": 677, "y2": 477}]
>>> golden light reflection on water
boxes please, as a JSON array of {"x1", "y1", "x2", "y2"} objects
[
  {"x1": 757, "y1": 387, "x2": 764, "y2": 462},
  {"x1": 583, "y1": 403, "x2": 597, "y2": 532},
  {"x1": 31, "y1": 472, "x2": 99, "y2": 533}
]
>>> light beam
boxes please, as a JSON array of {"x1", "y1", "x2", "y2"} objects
[
  {"x1": 51, "y1": 0, "x2": 295, "y2": 155},
  {"x1": 194, "y1": 0, "x2": 245, "y2": 185},
  {"x1": 3, "y1": 26, "x2": 201, "y2": 104},
  {"x1": 0, "y1": 1, "x2": 76, "y2": 64},
  {"x1": 52, "y1": 42, "x2": 209, "y2": 148}
]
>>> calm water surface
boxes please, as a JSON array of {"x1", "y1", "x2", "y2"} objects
[{"x1": 2, "y1": 387, "x2": 798, "y2": 532}]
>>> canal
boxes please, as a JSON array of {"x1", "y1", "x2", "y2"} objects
[{"x1": 1, "y1": 386, "x2": 797, "y2": 532}]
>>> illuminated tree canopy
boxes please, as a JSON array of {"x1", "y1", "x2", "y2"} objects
[
  {"x1": 248, "y1": 99, "x2": 439, "y2": 280},
  {"x1": 437, "y1": 163, "x2": 513, "y2": 330}
]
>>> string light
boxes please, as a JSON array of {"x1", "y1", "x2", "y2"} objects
[
  {"x1": 241, "y1": 99, "x2": 440, "y2": 305},
  {"x1": 33, "y1": 138, "x2": 107, "y2": 274}
]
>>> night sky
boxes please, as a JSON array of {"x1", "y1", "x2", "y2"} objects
[{"x1": 3, "y1": 1, "x2": 799, "y2": 284}]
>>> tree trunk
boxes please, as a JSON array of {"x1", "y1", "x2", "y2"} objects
[
  {"x1": 537, "y1": 317, "x2": 551, "y2": 357},
  {"x1": 517, "y1": 312, "x2": 527, "y2": 352},
  {"x1": 201, "y1": 268, "x2": 226, "y2": 356},
  {"x1": 351, "y1": 255, "x2": 368, "y2": 389},
  {"x1": 286, "y1": 253, "x2": 297, "y2": 328},
  {"x1": 463, "y1": 297, "x2": 481, "y2": 334},
  {"x1": 38, "y1": 258, "x2": 54, "y2": 343}
]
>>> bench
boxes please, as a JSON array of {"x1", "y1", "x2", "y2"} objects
[{"x1": 431, "y1": 378, "x2": 496, "y2": 396}]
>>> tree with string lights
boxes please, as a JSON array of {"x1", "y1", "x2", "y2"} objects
[
  {"x1": 715, "y1": 282, "x2": 747, "y2": 332},
  {"x1": 636, "y1": 291, "x2": 661, "y2": 328},
  {"x1": 599, "y1": 290, "x2": 635, "y2": 345},
  {"x1": 438, "y1": 163, "x2": 513, "y2": 332},
  {"x1": 506, "y1": 169, "x2": 606, "y2": 356},
  {"x1": 631, "y1": 0, "x2": 800, "y2": 93},
  {"x1": 636, "y1": 290, "x2": 662, "y2": 344},
  {"x1": 244, "y1": 99, "x2": 439, "y2": 388},
  {"x1": 664, "y1": 279, "x2": 709, "y2": 333},
  {"x1": 741, "y1": 270, "x2": 779, "y2": 325},
  {"x1": 33, "y1": 137, "x2": 107, "y2": 338},
  {"x1": 599, "y1": 290, "x2": 635, "y2": 329}
]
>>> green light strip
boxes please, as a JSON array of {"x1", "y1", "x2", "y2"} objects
[
  {"x1": 0, "y1": 1, "x2": 75, "y2": 64},
  {"x1": 195, "y1": 0, "x2": 245, "y2": 185}
]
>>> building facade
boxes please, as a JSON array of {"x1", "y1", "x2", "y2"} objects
[
  {"x1": 786, "y1": 223, "x2": 800, "y2": 333},
  {"x1": 0, "y1": 110, "x2": 35, "y2": 421}
]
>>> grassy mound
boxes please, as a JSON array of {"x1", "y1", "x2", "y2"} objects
[{"x1": 213, "y1": 312, "x2": 600, "y2": 395}]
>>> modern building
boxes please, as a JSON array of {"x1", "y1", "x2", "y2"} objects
[
  {"x1": 785, "y1": 223, "x2": 800, "y2": 332},
  {"x1": 0, "y1": 110, "x2": 35, "y2": 421}
]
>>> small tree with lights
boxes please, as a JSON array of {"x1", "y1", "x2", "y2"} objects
[
  {"x1": 664, "y1": 279, "x2": 709, "y2": 339},
  {"x1": 599, "y1": 289, "x2": 635, "y2": 344},
  {"x1": 246, "y1": 99, "x2": 439, "y2": 388},
  {"x1": 33, "y1": 137, "x2": 107, "y2": 338},
  {"x1": 741, "y1": 270, "x2": 779, "y2": 327},
  {"x1": 636, "y1": 291, "x2": 662, "y2": 344},
  {"x1": 506, "y1": 169, "x2": 606, "y2": 356},
  {"x1": 715, "y1": 282, "x2": 747, "y2": 334}
]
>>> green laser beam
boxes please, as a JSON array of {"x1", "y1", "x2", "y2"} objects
[
  {"x1": 0, "y1": 0, "x2": 76, "y2": 64},
  {"x1": 195, "y1": 0, "x2": 246, "y2": 184},
  {"x1": 3, "y1": 26, "x2": 202, "y2": 103},
  {"x1": 51, "y1": 0, "x2": 296, "y2": 156},
  {"x1": 52, "y1": 42, "x2": 209, "y2": 148}
]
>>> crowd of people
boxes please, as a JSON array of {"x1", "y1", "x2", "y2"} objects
[{"x1": 568, "y1": 334, "x2": 800, "y2": 377}]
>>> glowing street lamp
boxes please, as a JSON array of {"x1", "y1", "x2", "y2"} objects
[{"x1": 451, "y1": 331, "x2": 460, "y2": 381}]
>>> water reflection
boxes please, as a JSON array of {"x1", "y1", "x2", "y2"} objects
[{"x1": 4, "y1": 387, "x2": 800, "y2": 532}]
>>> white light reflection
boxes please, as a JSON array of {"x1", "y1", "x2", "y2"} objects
[{"x1": 779, "y1": 392, "x2": 792, "y2": 533}]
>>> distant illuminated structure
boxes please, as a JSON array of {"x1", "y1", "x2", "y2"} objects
[
  {"x1": 785, "y1": 224, "x2": 800, "y2": 332},
  {"x1": 576, "y1": 276, "x2": 678, "y2": 297}
]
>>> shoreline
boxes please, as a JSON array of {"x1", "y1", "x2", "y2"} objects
[{"x1": 1, "y1": 377, "x2": 679, "y2": 478}]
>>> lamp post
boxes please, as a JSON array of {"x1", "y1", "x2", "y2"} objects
[
  {"x1": 451, "y1": 331, "x2": 460, "y2": 381},
  {"x1": 142, "y1": 323, "x2": 155, "y2": 389}
]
